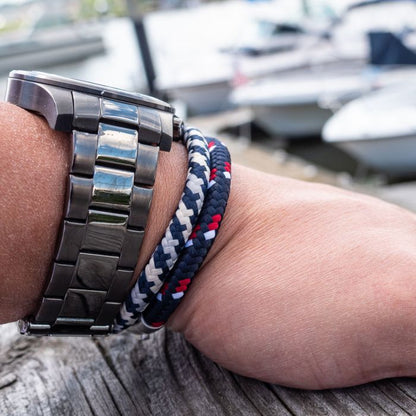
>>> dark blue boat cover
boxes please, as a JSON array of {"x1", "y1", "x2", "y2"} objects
[{"x1": 369, "y1": 31, "x2": 416, "y2": 65}]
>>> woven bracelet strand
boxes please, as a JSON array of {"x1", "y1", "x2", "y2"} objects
[
  {"x1": 114, "y1": 127, "x2": 210, "y2": 332},
  {"x1": 141, "y1": 137, "x2": 231, "y2": 330}
]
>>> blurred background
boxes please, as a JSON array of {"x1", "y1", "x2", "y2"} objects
[{"x1": 1, "y1": 0, "x2": 416, "y2": 210}]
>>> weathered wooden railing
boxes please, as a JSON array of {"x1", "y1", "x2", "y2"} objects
[{"x1": 1, "y1": 323, "x2": 416, "y2": 415}]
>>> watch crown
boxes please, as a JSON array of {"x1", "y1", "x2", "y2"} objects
[{"x1": 173, "y1": 116, "x2": 184, "y2": 141}]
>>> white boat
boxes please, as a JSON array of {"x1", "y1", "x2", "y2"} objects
[
  {"x1": 147, "y1": 0, "x2": 334, "y2": 115},
  {"x1": 323, "y1": 84, "x2": 416, "y2": 178},
  {"x1": 235, "y1": 0, "x2": 416, "y2": 81},
  {"x1": 0, "y1": 18, "x2": 146, "y2": 100},
  {"x1": 225, "y1": 1, "x2": 331, "y2": 57},
  {"x1": 231, "y1": 71, "x2": 374, "y2": 137},
  {"x1": 149, "y1": 0, "x2": 416, "y2": 116},
  {"x1": 0, "y1": 13, "x2": 105, "y2": 75},
  {"x1": 155, "y1": 51, "x2": 235, "y2": 115},
  {"x1": 231, "y1": 23, "x2": 416, "y2": 138},
  {"x1": 328, "y1": 0, "x2": 416, "y2": 60}
]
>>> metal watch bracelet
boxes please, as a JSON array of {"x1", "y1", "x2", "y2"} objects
[{"x1": 9, "y1": 83, "x2": 179, "y2": 336}]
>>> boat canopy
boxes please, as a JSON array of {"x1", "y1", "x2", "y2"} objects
[{"x1": 369, "y1": 31, "x2": 416, "y2": 65}]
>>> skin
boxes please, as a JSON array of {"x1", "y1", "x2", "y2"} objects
[{"x1": 2, "y1": 102, "x2": 416, "y2": 390}]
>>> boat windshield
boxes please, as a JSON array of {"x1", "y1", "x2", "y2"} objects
[
  {"x1": 336, "y1": 1, "x2": 416, "y2": 38},
  {"x1": 332, "y1": 0, "x2": 416, "y2": 57}
]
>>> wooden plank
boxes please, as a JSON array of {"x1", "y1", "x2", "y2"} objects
[
  {"x1": 375, "y1": 379, "x2": 416, "y2": 414},
  {"x1": 340, "y1": 383, "x2": 414, "y2": 415},
  {"x1": 0, "y1": 324, "x2": 137, "y2": 416},
  {"x1": 230, "y1": 375, "x2": 294, "y2": 415},
  {"x1": 2, "y1": 323, "x2": 416, "y2": 415},
  {"x1": 271, "y1": 385, "x2": 372, "y2": 415},
  {"x1": 98, "y1": 328, "x2": 293, "y2": 415}
]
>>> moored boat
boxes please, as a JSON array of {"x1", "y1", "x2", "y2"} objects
[
  {"x1": 322, "y1": 83, "x2": 416, "y2": 178},
  {"x1": 231, "y1": 30, "x2": 416, "y2": 138},
  {"x1": 0, "y1": 13, "x2": 105, "y2": 75}
]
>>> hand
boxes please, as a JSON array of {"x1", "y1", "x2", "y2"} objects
[{"x1": 169, "y1": 166, "x2": 416, "y2": 389}]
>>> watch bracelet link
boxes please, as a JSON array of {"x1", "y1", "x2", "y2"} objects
[{"x1": 19, "y1": 95, "x2": 173, "y2": 336}]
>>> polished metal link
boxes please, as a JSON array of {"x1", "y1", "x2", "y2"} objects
[
  {"x1": 135, "y1": 143, "x2": 159, "y2": 186},
  {"x1": 96, "y1": 123, "x2": 138, "y2": 169},
  {"x1": 21, "y1": 96, "x2": 173, "y2": 336},
  {"x1": 71, "y1": 131, "x2": 98, "y2": 176},
  {"x1": 91, "y1": 167, "x2": 134, "y2": 211},
  {"x1": 101, "y1": 98, "x2": 139, "y2": 125},
  {"x1": 65, "y1": 175, "x2": 92, "y2": 220}
]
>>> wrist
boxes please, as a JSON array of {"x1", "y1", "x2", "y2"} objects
[
  {"x1": 134, "y1": 141, "x2": 188, "y2": 282},
  {"x1": 0, "y1": 102, "x2": 188, "y2": 323}
]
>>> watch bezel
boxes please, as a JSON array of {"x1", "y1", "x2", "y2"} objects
[{"x1": 9, "y1": 70, "x2": 173, "y2": 113}]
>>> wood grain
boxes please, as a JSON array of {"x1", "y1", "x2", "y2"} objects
[{"x1": 1, "y1": 323, "x2": 416, "y2": 415}]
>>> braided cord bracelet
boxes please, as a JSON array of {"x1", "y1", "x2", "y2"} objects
[
  {"x1": 114, "y1": 128, "x2": 211, "y2": 332},
  {"x1": 141, "y1": 137, "x2": 231, "y2": 330}
]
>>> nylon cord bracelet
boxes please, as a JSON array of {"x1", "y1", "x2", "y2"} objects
[
  {"x1": 114, "y1": 128, "x2": 231, "y2": 333},
  {"x1": 114, "y1": 127, "x2": 211, "y2": 331},
  {"x1": 141, "y1": 137, "x2": 232, "y2": 330}
]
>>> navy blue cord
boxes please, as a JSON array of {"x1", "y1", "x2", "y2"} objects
[{"x1": 141, "y1": 137, "x2": 231, "y2": 329}]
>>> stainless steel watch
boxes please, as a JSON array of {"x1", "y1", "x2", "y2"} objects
[{"x1": 6, "y1": 70, "x2": 183, "y2": 336}]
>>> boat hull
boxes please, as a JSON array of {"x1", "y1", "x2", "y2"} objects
[
  {"x1": 0, "y1": 38, "x2": 105, "y2": 74},
  {"x1": 333, "y1": 135, "x2": 416, "y2": 178},
  {"x1": 252, "y1": 104, "x2": 333, "y2": 138},
  {"x1": 165, "y1": 80, "x2": 233, "y2": 116}
]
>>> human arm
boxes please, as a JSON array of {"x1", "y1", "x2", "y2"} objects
[{"x1": 2, "y1": 102, "x2": 416, "y2": 389}]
